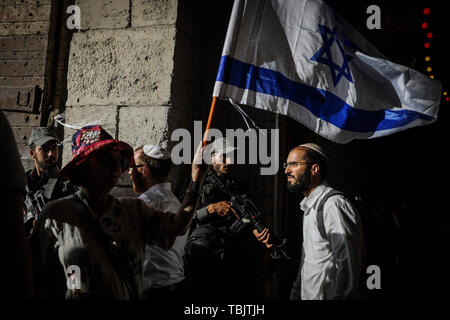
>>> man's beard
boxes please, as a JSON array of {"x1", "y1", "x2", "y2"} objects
[
  {"x1": 132, "y1": 173, "x2": 147, "y2": 194},
  {"x1": 213, "y1": 163, "x2": 230, "y2": 176},
  {"x1": 287, "y1": 171, "x2": 311, "y2": 194},
  {"x1": 37, "y1": 158, "x2": 57, "y2": 170}
]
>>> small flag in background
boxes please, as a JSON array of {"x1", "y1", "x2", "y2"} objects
[{"x1": 213, "y1": 0, "x2": 442, "y2": 143}]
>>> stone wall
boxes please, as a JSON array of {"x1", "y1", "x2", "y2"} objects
[
  {"x1": 0, "y1": 0, "x2": 56, "y2": 170},
  {"x1": 63, "y1": 0, "x2": 202, "y2": 196}
]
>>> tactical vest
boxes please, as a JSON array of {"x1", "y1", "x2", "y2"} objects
[{"x1": 24, "y1": 167, "x2": 77, "y2": 234}]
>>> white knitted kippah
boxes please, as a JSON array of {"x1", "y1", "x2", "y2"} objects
[
  {"x1": 298, "y1": 143, "x2": 328, "y2": 162},
  {"x1": 143, "y1": 144, "x2": 171, "y2": 160}
]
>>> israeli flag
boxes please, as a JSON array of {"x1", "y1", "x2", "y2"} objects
[{"x1": 213, "y1": 0, "x2": 442, "y2": 143}]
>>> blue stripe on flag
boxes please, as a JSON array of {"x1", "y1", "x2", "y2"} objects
[{"x1": 216, "y1": 56, "x2": 434, "y2": 132}]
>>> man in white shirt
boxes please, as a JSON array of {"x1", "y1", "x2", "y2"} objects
[
  {"x1": 255, "y1": 143, "x2": 363, "y2": 300},
  {"x1": 128, "y1": 144, "x2": 187, "y2": 300}
]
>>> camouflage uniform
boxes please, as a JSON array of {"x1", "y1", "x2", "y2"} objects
[
  {"x1": 24, "y1": 166, "x2": 77, "y2": 235},
  {"x1": 24, "y1": 127, "x2": 78, "y2": 235}
]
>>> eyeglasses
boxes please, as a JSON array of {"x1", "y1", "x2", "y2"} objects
[{"x1": 282, "y1": 161, "x2": 314, "y2": 169}]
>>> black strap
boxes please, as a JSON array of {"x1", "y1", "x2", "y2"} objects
[
  {"x1": 43, "y1": 177, "x2": 58, "y2": 199},
  {"x1": 316, "y1": 190, "x2": 345, "y2": 241},
  {"x1": 289, "y1": 247, "x2": 304, "y2": 300}
]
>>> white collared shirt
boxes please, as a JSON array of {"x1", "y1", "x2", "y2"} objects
[
  {"x1": 139, "y1": 182, "x2": 187, "y2": 289},
  {"x1": 299, "y1": 181, "x2": 363, "y2": 300}
]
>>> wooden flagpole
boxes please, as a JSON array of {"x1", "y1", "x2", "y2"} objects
[{"x1": 202, "y1": 96, "x2": 218, "y2": 146}]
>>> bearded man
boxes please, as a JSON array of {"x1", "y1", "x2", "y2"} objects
[
  {"x1": 24, "y1": 127, "x2": 77, "y2": 234},
  {"x1": 255, "y1": 143, "x2": 364, "y2": 300},
  {"x1": 128, "y1": 144, "x2": 187, "y2": 300}
]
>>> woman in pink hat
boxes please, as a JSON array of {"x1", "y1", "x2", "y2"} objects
[{"x1": 30, "y1": 125, "x2": 205, "y2": 299}]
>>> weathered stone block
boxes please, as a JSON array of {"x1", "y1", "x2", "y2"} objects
[
  {"x1": 132, "y1": 0, "x2": 178, "y2": 27},
  {"x1": 66, "y1": 26, "x2": 175, "y2": 107},
  {"x1": 75, "y1": 0, "x2": 129, "y2": 30},
  {"x1": 118, "y1": 106, "x2": 170, "y2": 149},
  {"x1": 61, "y1": 105, "x2": 118, "y2": 166}
]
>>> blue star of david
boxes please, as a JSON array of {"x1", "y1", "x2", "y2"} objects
[{"x1": 311, "y1": 24, "x2": 354, "y2": 86}]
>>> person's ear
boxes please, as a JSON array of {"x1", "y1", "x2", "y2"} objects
[
  {"x1": 142, "y1": 166, "x2": 150, "y2": 178},
  {"x1": 311, "y1": 163, "x2": 320, "y2": 177},
  {"x1": 29, "y1": 148, "x2": 36, "y2": 160}
]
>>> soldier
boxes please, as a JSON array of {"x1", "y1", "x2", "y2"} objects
[
  {"x1": 193, "y1": 138, "x2": 241, "y2": 224},
  {"x1": 184, "y1": 138, "x2": 256, "y2": 300},
  {"x1": 24, "y1": 127, "x2": 77, "y2": 234}
]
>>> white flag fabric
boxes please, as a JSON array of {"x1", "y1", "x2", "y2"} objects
[{"x1": 213, "y1": 0, "x2": 442, "y2": 143}]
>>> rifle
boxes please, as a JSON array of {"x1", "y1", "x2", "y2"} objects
[
  {"x1": 23, "y1": 188, "x2": 46, "y2": 233},
  {"x1": 230, "y1": 195, "x2": 290, "y2": 260},
  {"x1": 205, "y1": 169, "x2": 289, "y2": 260}
]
